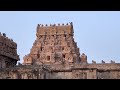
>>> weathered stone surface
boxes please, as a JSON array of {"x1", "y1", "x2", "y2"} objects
[
  {"x1": 1, "y1": 23, "x2": 120, "y2": 79},
  {"x1": 0, "y1": 64, "x2": 120, "y2": 79},
  {"x1": 23, "y1": 22, "x2": 84, "y2": 66},
  {"x1": 0, "y1": 32, "x2": 19, "y2": 68}
]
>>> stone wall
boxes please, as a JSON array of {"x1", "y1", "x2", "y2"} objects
[
  {"x1": 74, "y1": 63, "x2": 120, "y2": 70},
  {"x1": 0, "y1": 64, "x2": 120, "y2": 79}
]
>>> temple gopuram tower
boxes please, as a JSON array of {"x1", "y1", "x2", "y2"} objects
[
  {"x1": 23, "y1": 22, "x2": 87, "y2": 66},
  {"x1": 0, "y1": 32, "x2": 20, "y2": 68}
]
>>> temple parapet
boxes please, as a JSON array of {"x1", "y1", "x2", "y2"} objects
[
  {"x1": 36, "y1": 22, "x2": 73, "y2": 36},
  {"x1": 91, "y1": 60, "x2": 116, "y2": 64}
]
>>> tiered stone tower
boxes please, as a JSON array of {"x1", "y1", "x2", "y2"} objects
[
  {"x1": 1, "y1": 23, "x2": 120, "y2": 79},
  {"x1": 23, "y1": 22, "x2": 87, "y2": 66},
  {"x1": 0, "y1": 32, "x2": 20, "y2": 68}
]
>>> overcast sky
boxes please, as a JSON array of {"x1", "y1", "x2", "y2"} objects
[{"x1": 0, "y1": 11, "x2": 120, "y2": 64}]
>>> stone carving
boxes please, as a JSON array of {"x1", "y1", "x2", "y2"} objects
[
  {"x1": 23, "y1": 55, "x2": 33, "y2": 65},
  {"x1": 80, "y1": 53, "x2": 87, "y2": 64},
  {"x1": 111, "y1": 60, "x2": 115, "y2": 63},
  {"x1": 69, "y1": 22, "x2": 73, "y2": 25},
  {"x1": 3, "y1": 33, "x2": 6, "y2": 37},
  {"x1": 92, "y1": 60, "x2": 96, "y2": 64},
  {"x1": 102, "y1": 60, "x2": 105, "y2": 63}
]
